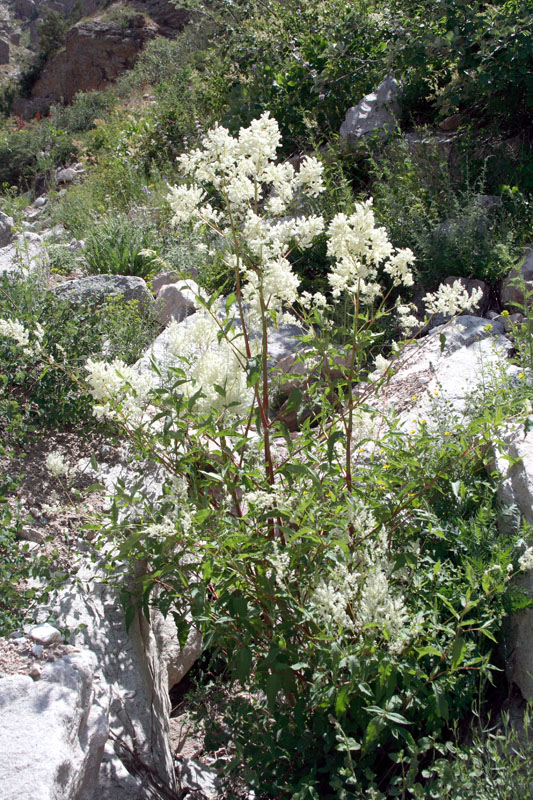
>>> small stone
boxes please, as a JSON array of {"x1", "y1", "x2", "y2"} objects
[
  {"x1": 34, "y1": 196, "x2": 47, "y2": 208},
  {"x1": 31, "y1": 644, "x2": 44, "y2": 658},
  {"x1": 30, "y1": 623, "x2": 62, "y2": 646},
  {"x1": 56, "y1": 168, "x2": 77, "y2": 185},
  {"x1": 19, "y1": 527, "x2": 45, "y2": 545},
  {"x1": 29, "y1": 665, "x2": 41, "y2": 680},
  {"x1": 8, "y1": 631, "x2": 25, "y2": 640}
]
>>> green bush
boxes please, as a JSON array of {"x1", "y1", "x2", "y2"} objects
[
  {"x1": 0, "y1": 273, "x2": 158, "y2": 437},
  {"x1": 369, "y1": 136, "x2": 526, "y2": 287},
  {"x1": 83, "y1": 213, "x2": 162, "y2": 278},
  {"x1": 50, "y1": 89, "x2": 116, "y2": 133},
  {"x1": 0, "y1": 123, "x2": 78, "y2": 193}
]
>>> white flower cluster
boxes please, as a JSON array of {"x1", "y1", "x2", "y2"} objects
[
  {"x1": 172, "y1": 112, "x2": 324, "y2": 219},
  {"x1": 166, "y1": 311, "x2": 253, "y2": 416},
  {"x1": 168, "y1": 113, "x2": 326, "y2": 327},
  {"x1": 311, "y1": 527, "x2": 409, "y2": 652},
  {"x1": 0, "y1": 318, "x2": 31, "y2": 347},
  {"x1": 45, "y1": 450, "x2": 69, "y2": 478},
  {"x1": 518, "y1": 546, "x2": 533, "y2": 572},
  {"x1": 326, "y1": 200, "x2": 415, "y2": 302},
  {"x1": 423, "y1": 280, "x2": 483, "y2": 317},
  {"x1": 85, "y1": 358, "x2": 158, "y2": 424},
  {"x1": 270, "y1": 541, "x2": 293, "y2": 588}
]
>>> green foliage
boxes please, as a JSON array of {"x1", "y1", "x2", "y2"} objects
[
  {"x1": 37, "y1": 10, "x2": 69, "y2": 60},
  {"x1": 0, "y1": 273, "x2": 158, "y2": 438},
  {"x1": 369, "y1": 136, "x2": 527, "y2": 287},
  {"x1": 49, "y1": 89, "x2": 116, "y2": 133},
  {"x1": 83, "y1": 213, "x2": 162, "y2": 278},
  {"x1": 0, "y1": 123, "x2": 78, "y2": 193},
  {"x1": 0, "y1": 474, "x2": 53, "y2": 636}
]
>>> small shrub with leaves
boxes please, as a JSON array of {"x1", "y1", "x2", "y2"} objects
[{"x1": 83, "y1": 213, "x2": 163, "y2": 279}]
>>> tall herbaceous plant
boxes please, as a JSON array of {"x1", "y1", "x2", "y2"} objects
[{"x1": 2, "y1": 114, "x2": 528, "y2": 797}]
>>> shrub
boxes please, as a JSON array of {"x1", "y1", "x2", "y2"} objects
[
  {"x1": 63, "y1": 114, "x2": 528, "y2": 797},
  {"x1": 83, "y1": 213, "x2": 162, "y2": 279}
]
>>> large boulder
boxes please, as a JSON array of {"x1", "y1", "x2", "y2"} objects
[
  {"x1": 490, "y1": 422, "x2": 533, "y2": 699},
  {"x1": 501, "y1": 248, "x2": 533, "y2": 311},
  {"x1": 0, "y1": 650, "x2": 109, "y2": 800},
  {"x1": 155, "y1": 279, "x2": 199, "y2": 326},
  {"x1": 339, "y1": 75, "x2": 400, "y2": 148},
  {"x1": 55, "y1": 559, "x2": 178, "y2": 799},
  {"x1": 52, "y1": 274, "x2": 154, "y2": 312}
]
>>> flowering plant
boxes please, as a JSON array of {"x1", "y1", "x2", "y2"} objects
[{"x1": 0, "y1": 114, "x2": 525, "y2": 797}]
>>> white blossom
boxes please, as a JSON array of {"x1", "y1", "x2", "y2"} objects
[
  {"x1": 45, "y1": 451, "x2": 69, "y2": 478},
  {"x1": 423, "y1": 280, "x2": 483, "y2": 317},
  {"x1": 0, "y1": 318, "x2": 31, "y2": 347},
  {"x1": 518, "y1": 546, "x2": 533, "y2": 572}
]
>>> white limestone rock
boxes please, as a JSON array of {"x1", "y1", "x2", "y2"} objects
[
  {"x1": 339, "y1": 75, "x2": 400, "y2": 148},
  {"x1": 30, "y1": 622, "x2": 63, "y2": 646},
  {"x1": 0, "y1": 650, "x2": 109, "y2": 800}
]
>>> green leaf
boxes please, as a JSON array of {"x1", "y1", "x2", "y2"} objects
[
  {"x1": 235, "y1": 645, "x2": 252, "y2": 685},
  {"x1": 327, "y1": 430, "x2": 344, "y2": 464},
  {"x1": 285, "y1": 387, "x2": 302, "y2": 414},
  {"x1": 439, "y1": 333, "x2": 446, "y2": 353},
  {"x1": 265, "y1": 672, "x2": 281, "y2": 710},
  {"x1": 335, "y1": 685, "x2": 350, "y2": 715},
  {"x1": 194, "y1": 508, "x2": 211, "y2": 524},
  {"x1": 451, "y1": 636, "x2": 466, "y2": 669}
]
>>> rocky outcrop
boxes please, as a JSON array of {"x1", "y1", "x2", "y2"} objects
[
  {"x1": 0, "y1": 37, "x2": 9, "y2": 64},
  {"x1": 0, "y1": 649, "x2": 109, "y2": 800},
  {"x1": 340, "y1": 75, "x2": 400, "y2": 148},
  {"x1": 52, "y1": 274, "x2": 155, "y2": 311},
  {"x1": 13, "y1": 14, "x2": 157, "y2": 117},
  {"x1": 55, "y1": 560, "x2": 178, "y2": 799}
]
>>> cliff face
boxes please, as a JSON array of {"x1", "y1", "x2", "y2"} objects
[
  {"x1": 8, "y1": 0, "x2": 188, "y2": 117},
  {"x1": 13, "y1": 12, "x2": 158, "y2": 116}
]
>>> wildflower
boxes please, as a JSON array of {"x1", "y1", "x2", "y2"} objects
[
  {"x1": 423, "y1": 280, "x2": 483, "y2": 317},
  {"x1": 0, "y1": 318, "x2": 30, "y2": 348},
  {"x1": 46, "y1": 451, "x2": 69, "y2": 478},
  {"x1": 518, "y1": 546, "x2": 533, "y2": 572}
]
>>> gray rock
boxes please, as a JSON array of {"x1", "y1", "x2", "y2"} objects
[
  {"x1": 490, "y1": 423, "x2": 533, "y2": 699},
  {"x1": 0, "y1": 38, "x2": 9, "y2": 65},
  {"x1": 52, "y1": 274, "x2": 155, "y2": 312},
  {"x1": 30, "y1": 644, "x2": 44, "y2": 658},
  {"x1": 0, "y1": 232, "x2": 48, "y2": 278},
  {"x1": 30, "y1": 622, "x2": 63, "y2": 646},
  {"x1": 179, "y1": 758, "x2": 221, "y2": 799},
  {"x1": 56, "y1": 167, "x2": 77, "y2": 184},
  {"x1": 9, "y1": 32, "x2": 21, "y2": 46},
  {"x1": 151, "y1": 269, "x2": 180, "y2": 295},
  {"x1": 155, "y1": 279, "x2": 198, "y2": 326},
  {"x1": 34, "y1": 196, "x2": 47, "y2": 208},
  {"x1": 0, "y1": 210, "x2": 14, "y2": 248},
  {"x1": 339, "y1": 75, "x2": 400, "y2": 148},
  {"x1": 0, "y1": 650, "x2": 108, "y2": 800},
  {"x1": 12, "y1": 0, "x2": 37, "y2": 18},
  {"x1": 501, "y1": 248, "x2": 533, "y2": 310},
  {"x1": 152, "y1": 609, "x2": 202, "y2": 689},
  {"x1": 55, "y1": 558, "x2": 178, "y2": 798},
  {"x1": 19, "y1": 526, "x2": 45, "y2": 544}
]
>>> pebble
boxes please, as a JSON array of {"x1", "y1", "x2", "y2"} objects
[
  {"x1": 29, "y1": 665, "x2": 41, "y2": 679},
  {"x1": 31, "y1": 644, "x2": 44, "y2": 658},
  {"x1": 29, "y1": 623, "x2": 63, "y2": 647},
  {"x1": 8, "y1": 631, "x2": 25, "y2": 640}
]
